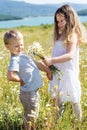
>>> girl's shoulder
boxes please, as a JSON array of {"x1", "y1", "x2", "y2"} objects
[
  {"x1": 71, "y1": 32, "x2": 78, "y2": 43},
  {"x1": 72, "y1": 32, "x2": 77, "y2": 38}
]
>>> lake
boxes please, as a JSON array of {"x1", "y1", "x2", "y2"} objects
[{"x1": 0, "y1": 15, "x2": 87, "y2": 28}]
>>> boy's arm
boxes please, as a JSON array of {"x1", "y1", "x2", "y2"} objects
[
  {"x1": 34, "y1": 60, "x2": 50, "y2": 73},
  {"x1": 7, "y1": 71, "x2": 25, "y2": 86},
  {"x1": 34, "y1": 60, "x2": 53, "y2": 80}
]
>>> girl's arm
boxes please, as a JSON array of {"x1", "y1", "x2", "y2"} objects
[{"x1": 44, "y1": 34, "x2": 78, "y2": 66}]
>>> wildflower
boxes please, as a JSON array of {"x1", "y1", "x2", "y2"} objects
[
  {"x1": 48, "y1": 85, "x2": 58, "y2": 98},
  {"x1": 27, "y1": 41, "x2": 62, "y2": 79}
]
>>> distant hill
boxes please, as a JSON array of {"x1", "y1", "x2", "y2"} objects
[
  {"x1": 0, "y1": 14, "x2": 22, "y2": 21},
  {"x1": 0, "y1": 0, "x2": 87, "y2": 20},
  {"x1": 78, "y1": 9, "x2": 87, "y2": 16}
]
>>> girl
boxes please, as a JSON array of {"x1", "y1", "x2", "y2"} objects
[{"x1": 43, "y1": 4, "x2": 87, "y2": 121}]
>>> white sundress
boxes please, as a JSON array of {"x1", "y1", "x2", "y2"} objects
[{"x1": 48, "y1": 40, "x2": 81, "y2": 104}]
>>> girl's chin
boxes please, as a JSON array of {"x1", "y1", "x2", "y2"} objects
[
  {"x1": 59, "y1": 28, "x2": 64, "y2": 34},
  {"x1": 59, "y1": 30, "x2": 63, "y2": 34}
]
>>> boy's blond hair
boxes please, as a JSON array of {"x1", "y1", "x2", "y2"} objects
[{"x1": 4, "y1": 30, "x2": 23, "y2": 45}]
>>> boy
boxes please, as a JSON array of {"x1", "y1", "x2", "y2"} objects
[{"x1": 3, "y1": 30, "x2": 52, "y2": 130}]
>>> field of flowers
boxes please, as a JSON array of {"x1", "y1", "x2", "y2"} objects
[{"x1": 0, "y1": 24, "x2": 87, "y2": 130}]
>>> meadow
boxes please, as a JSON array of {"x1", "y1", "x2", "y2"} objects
[{"x1": 0, "y1": 24, "x2": 87, "y2": 130}]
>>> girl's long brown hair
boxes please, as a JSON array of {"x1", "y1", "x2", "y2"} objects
[{"x1": 54, "y1": 4, "x2": 87, "y2": 45}]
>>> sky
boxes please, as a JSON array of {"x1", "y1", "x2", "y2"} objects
[{"x1": 11, "y1": 0, "x2": 87, "y2": 4}]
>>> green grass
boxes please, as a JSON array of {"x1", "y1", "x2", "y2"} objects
[{"x1": 0, "y1": 24, "x2": 87, "y2": 130}]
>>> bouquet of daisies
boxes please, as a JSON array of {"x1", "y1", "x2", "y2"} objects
[{"x1": 27, "y1": 42, "x2": 62, "y2": 79}]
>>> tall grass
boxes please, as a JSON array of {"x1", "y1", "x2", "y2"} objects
[{"x1": 0, "y1": 24, "x2": 87, "y2": 130}]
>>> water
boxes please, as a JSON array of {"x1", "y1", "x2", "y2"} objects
[{"x1": 0, "y1": 15, "x2": 87, "y2": 28}]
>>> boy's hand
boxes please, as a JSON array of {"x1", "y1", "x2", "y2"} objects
[
  {"x1": 20, "y1": 79, "x2": 25, "y2": 86},
  {"x1": 46, "y1": 72, "x2": 53, "y2": 80}
]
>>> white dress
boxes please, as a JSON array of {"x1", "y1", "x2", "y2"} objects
[{"x1": 48, "y1": 40, "x2": 81, "y2": 104}]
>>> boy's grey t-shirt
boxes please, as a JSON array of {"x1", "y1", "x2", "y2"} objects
[{"x1": 8, "y1": 53, "x2": 43, "y2": 92}]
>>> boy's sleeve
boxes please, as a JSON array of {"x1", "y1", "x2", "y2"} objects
[{"x1": 8, "y1": 56, "x2": 19, "y2": 72}]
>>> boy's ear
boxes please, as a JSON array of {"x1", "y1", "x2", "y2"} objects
[{"x1": 5, "y1": 44, "x2": 9, "y2": 50}]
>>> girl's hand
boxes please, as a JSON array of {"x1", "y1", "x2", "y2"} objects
[{"x1": 43, "y1": 58, "x2": 52, "y2": 66}]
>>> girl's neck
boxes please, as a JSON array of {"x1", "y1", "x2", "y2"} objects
[
  {"x1": 58, "y1": 35, "x2": 65, "y2": 41},
  {"x1": 59, "y1": 32, "x2": 65, "y2": 41}
]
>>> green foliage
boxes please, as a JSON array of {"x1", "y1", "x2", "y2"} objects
[{"x1": 0, "y1": 25, "x2": 87, "y2": 130}]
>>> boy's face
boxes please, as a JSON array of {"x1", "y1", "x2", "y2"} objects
[{"x1": 5, "y1": 38, "x2": 24, "y2": 55}]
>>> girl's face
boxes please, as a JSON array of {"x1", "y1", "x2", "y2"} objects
[
  {"x1": 56, "y1": 13, "x2": 66, "y2": 33},
  {"x1": 6, "y1": 38, "x2": 24, "y2": 55}
]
